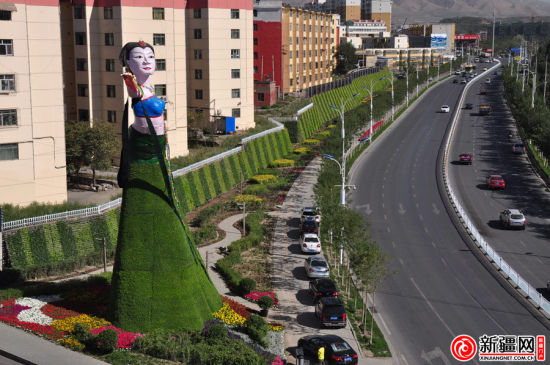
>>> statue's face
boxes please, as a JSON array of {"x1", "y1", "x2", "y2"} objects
[{"x1": 127, "y1": 47, "x2": 155, "y2": 78}]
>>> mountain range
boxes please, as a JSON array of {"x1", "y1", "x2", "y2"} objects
[{"x1": 284, "y1": 0, "x2": 550, "y2": 24}]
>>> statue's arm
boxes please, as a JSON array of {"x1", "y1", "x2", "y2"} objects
[{"x1": 122, "y1": 72, "x2": 142, "y2": 98}]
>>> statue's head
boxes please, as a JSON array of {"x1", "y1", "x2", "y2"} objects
[{"x1": 120, "y1": 41, "x2": 156, "y2": 79}]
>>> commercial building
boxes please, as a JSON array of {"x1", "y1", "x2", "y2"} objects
[
  {"x1": 305, "y1": 0, "x2": 391, "y2": 29},
  {"x1": 357, "y1": 47, "x2": 441, "y2": 70},
  {"x1": 0, "y1": 1, "x2": 68, "y2": 206},
  {"x1": 361, "y1": 0, "x2": 391, "y2": 31},
  {"x1": 400, "y1": 23, "x2": 455, "y2": 52},
  {"x1": 340, "y1": 19, "x2": 387, "y2": 48},
  {"x1": 253, "y1": 1, "x2": 340, "y2": 102}
]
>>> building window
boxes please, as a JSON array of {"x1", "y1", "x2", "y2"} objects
[
  {"x1": 105, "y1": 33, "x2": 114, "y2": 46},
  {"x1": 195, "y1": 69, "x2": 202, "y2": 79},
  {"x1": 0, "y1": 143, "x2": 18, "y2": 160},
  {"x1": 75, "y1": 32, "x2": 86, "y2": 45},
  {"x1": 232, "y1": 108, "x2": 240, "y2": 118},
  {"x1": 231, "y1": 89, "x2": 240, "y2": 98},
  {"x1": 152, "y1": 8, "x2": 164, "y2": 20},
  {"x1": 257, "y1": 93, "x2": 264, "y2": 102},
  {"x1": 0, "y1": 39, "x2": 13, "y2": 56},
  {"x1": 104, "y1": 6, "x2": 113, "y2": 19},
  {"x1": 155, "y1": 84, "x2": 166, "y2": 96},
  {"x1": 194, "y1": 8, "x2": 201, "y2": 18},
  {"x1": 254, "y1": 52, "x2": 258, "y2": 59},
  {"x1": 0, "y1": 109, "x2": 17, "y2": 126},
  {"x1": 0, "y1": 10, "x2": 12, "y2": 21},
  {"x1": 194, "y1": 29, "x2": 202, "y2": 39},
  {"x1": 253, "y1": 23, "x2": 258, "y2": 31},
  {"x1": 1, "y1": 74, "x2": 15, "y2": 92},
  {"x1": 76, "y1": 58, "x2": 87, "y2": 71},
  {"x1": 78, "y1": 109, "x2": 89, "y2": 122},
  {"x1": 231, "y1": 29, "x2": 240, "y2": 39},
  {"x1": 253, "y1": 66, "x2": 258, "y2": 74},
  {"x1": 105, "y1": 59, "x2": 115, "y2": 72},
  {"x1": 253, "y1": 9, "x2": 257, "y2": 17},
  {"x1": 156, "y1": 59, "x2": 166, "y2": 71},
  {"x1": 194, "y1": 49, "x2": 202, "y2": 59},
  {"x1": 290, "y1": 78, "x2": 293, "y2": 86},
  {"x1": 107, "y1": 110, "x2": 116, "y2": 123},
  {"x1": 74, "y1": 4, "x2": 84, "y2": 19},
  {"x1": 289, "y1": 51, "x2": 292, "y2": 58},
  {"x1": 230, "y1": 9, "x2": 239, "y2": 19},
  {"x1": 106, "y1": 85, "x2": 116, "y2": 98},
  {"x1": 153, "y1": 33, "x2": 165, "y2": 46},
  {"x1": 195, "y1": 89, "x2": 203, "y2": 100},
  {"x1": 77, "y1": 84, "x2": 88, "y2": 97},
  {"x1": 289, "y1": 64, "x2": 292, "y2": 73},
  {"x1": 231, "y1": 49, "x2": 240, "y2": 59},
  {"x1": 231, "y1": 69, "x2": 240, "y2": 78},
  {"x1": 253, "y1": 38, "x2": 258, "y2": 45}
]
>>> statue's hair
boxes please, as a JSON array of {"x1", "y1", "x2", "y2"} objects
[{"x1": 119, "y1": 41, "x2": 155, "y2": 71}]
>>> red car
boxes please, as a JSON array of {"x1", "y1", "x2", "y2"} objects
[
  {"x1": 459, "y1": 153, "x2": 473, "y2": 164},
  {"x1": 487, "y1": 175, "x2": 505, "y2": 189}
]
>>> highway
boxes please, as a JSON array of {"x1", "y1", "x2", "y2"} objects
[{"x1": 349, "y1": 68, "x2": 550, "y2": 364}]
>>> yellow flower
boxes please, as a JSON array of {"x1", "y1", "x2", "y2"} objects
[
  {"x1": 271, "y1": 159, "x2": 295, "y2": 168},
  {"x1": 319, "y1": 131, "x2": 331, "y2": 137},
  {"x1": 303, "y1": 139, "x2": 320, "y2": 146},
  {"x1": 58, "y1": 337, "x2": 85, "y2": 351},
  {"x1": 212, "y1": 303, "x2": 246, "y2": 327},
  {"x1": 51, "y1": 314, "x2": 111, "y2": 333},
  {"x1": 327, "y1": 124, "x2": 337, "y2": 129},
  {"x1": 234, "y1": 194, "x2": 263, "y2": 204},
  {"x1": 294, "y1": 147, "x2": 311, "y2": 155},
  {"x1": 249, "y1": 174, "x2": 277, "y2": 184}
]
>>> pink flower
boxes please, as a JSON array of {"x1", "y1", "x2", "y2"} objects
[
  {"x1": 244, "y1": 291, "x2": 279, "y2": 307},
  {"x1": 90, "y1": 325, "x2": 143, "y2": 349}
]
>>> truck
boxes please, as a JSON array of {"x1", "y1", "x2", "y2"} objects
[{"x1": 479, "y1": 104, "x2": 491, "y2": 115}]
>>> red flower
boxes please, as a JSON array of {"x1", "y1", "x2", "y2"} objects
[{"x1": 220, "y1": 295, "x2": 252, "y2": 319}]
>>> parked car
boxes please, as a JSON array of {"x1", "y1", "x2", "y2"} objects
[
  {"x1": 486, "y1": 175, "x2": 505, "y2": 190},
  {"x1": 315, "y1": 297, "x2": 347, "y2": 328},
  {"x1": 512, "y1": 142, "x2": 525, "y2": 154},
  {"x1": 441, "y1": 105, "x2": 450, "y2": 113},
  {"x1": 309, "y1": 278, "x2": 338, "y2": 303},
  {"x1": 300, "y1": 233, "x2": 321, "y2": 254},
  {"x1": 298, "y1": 335, "x2": 358, "y2": 365},
  {"x1": 499, "y1": 209, "x2": 526, "y2": 230},
  {"x1": 301, "y1": 206, "x2": 321, "y2": 223},
  {"x1": 304, "y1": 256, "x2": 330, "y2": 278},
  {"x1": 465, "y1": 103, "x2": 473, "y2": 109},
  {"x1": 300, "y1": 221, "x2": 319, "y2": 235},
  {"x1": 459, "y1": 153, "x2": 473, "y2": 164}
]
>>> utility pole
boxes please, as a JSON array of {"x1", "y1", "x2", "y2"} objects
[
  {"x1": 544, "y1": 55, "x2": 548, "y2": 103},
  {"x1": 531, "y1": 55, "x2": 537, "y2": 109},
  {"x1": 0, "y1": 207, "x2": 3, "y2": 271},
  {"x1": 491, "y1": 10, "x2": 496, "y2": 59}
]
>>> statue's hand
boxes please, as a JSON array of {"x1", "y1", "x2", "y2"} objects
[{"x1": 122, "y1": 72, "x2": 142, "y2": 98}]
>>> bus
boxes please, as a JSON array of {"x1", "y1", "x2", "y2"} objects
[{"x1": 465, "y1": 64, "x2": 474, "y2": 73}]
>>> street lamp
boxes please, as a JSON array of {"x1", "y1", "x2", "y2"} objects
[{"x1": 362, "y1": 76, "x2": 388, "y2": 144}]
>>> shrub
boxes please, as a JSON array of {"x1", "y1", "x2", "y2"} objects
[
  {"x1": 0, "y1": 269, "x2": 24, "y2": 288},
  {"x1": 234, "y1": 194, "x2": 263, "y2": 208},
  {"x1": 244, "y1": 184, "x2": 268, "y2": 195},
  {"x1": 303, "y1": 138, "x2": 320, "y2": 146},
  {"x1": 133, "y1": 329, "x2": 194, "y2": 361},
  {"x1": 327, "y1": 124, "x2": 337, "y2": 129},
  {"x1": 238, "y1": 278, "x2": 256, "y2": 295},
  {"x1": 203, "y1": 323, "x2": 228, "y2": 343},
  {"x1": 248, "y1": 174, "x2": 276, "y2": 184},
  {"x1": 318, "y1": 131, "x2": 331, "y2": 137},
  {"x1": 257, "y1": 295, "x2": 274, "y2": 310},
  {"x1": 95, "y1": 329, "x2": 118, "y2": 354},
  {"x1": 245, "y1": 314, "x2": 268, "y2": 347},
  {"x1": 193, "y1": 223, "x2": 218, "y2": 245},
  {"x1": 73, "y1": 322, "x2": 92, "y2": 343},
  {"x1": 270, "y1": 159, "x2": 295, "y2": 168},
  {"x1": 294, "y1": 147, "x2": 311, "y2": 154}
]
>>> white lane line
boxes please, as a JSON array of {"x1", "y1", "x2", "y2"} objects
[
  {"x1": 377, "y1": 313, "x2": 392, "y2": 337},
  {"x1": 382, "y1": 203, "x2": 385, "y2": 208},
  {"x1": 399, "y1": 258, "x2": 404, "y2": 266},
  {"x1": 520, "y1": 240, "x2": 526, "y2": 248},
  {"x1": 400, "y1": 354, "x2": 410, "y2": 365},
  {"x1": 413, "y1": 194, "x2": 417, "y2": 199},
  {"x1": 382, "y1": 184, "x2": 385, "y2": 190},
  {"x1": 419, "y1": 214, "x2": 424, "y2": 221},
  {"x1": 384, "y1": 214, "x2": 388, "y2": 220},
  {"x1": 387, "y1": 227, "x2": 391, "y2": 233},
  {"x1": 415, "y1": 203, "x2": 419, "y2": 209},
  {"x1": 424, "y1": 227, "x2": 429, "y2": 234},
  {"x1": 392, "y1": 241, "x2": 396, "y2": 248},
  {"x1": 432, "y1": 242, "x2": 437, "y2": 248},
  {"x1": 441, "y1": 257, "x2": 448, "y2": 267},
  {"x1": 410, "y1": 277, "x2": 454, "y2": 336}
]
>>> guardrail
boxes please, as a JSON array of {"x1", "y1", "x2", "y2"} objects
[
  {"x1": 442, "y1": 61, "x2": 550, "y2": 318},
  {"x1": 2, "y1": 118, "x2": 289, "y2": 231}
]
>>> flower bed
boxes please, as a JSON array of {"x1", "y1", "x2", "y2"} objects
[{"x1": 244, "y1": 291, "x2": 279, "y2": 307}]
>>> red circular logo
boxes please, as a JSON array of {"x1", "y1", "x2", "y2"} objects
[{"x1": 450, "y1": 335, "x2": 477, "y2": 361}]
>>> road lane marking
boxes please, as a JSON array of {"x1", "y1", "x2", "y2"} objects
[
  {"x1": 392, "y1": 241, "x2": 396, "y2": 248},
  {"x1": 399, "y1": 258, "x2": 404, "y2": 266},
  {"x1": 384, "y1": 214, "x2": 388, "y2": 220},
  {"x1": 387, "y1": 227, "x2": 391, "y2": 233},
  {"x1": 432, "y1": 242, "x2": 437, "y2": 248},
  {"x1": 410, "y1": 277, "x2": 454, "y2": 336},
  {"x1": 398, "y1": 204, "x2": 406, "y2": 215},
  {"x1": 441, "y1": 257, "x2": 447, "y2": 267},
  {"x1": 432, "y1": 203, "x2": 441, "y2": 215},
  {"x1": 419, "y1": 214, "x2": 424, "y2": 221}
]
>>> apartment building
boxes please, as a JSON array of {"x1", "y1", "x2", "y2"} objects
[
  {"x1": 361, "y1": 0, "x2": 391, "y2": 30},
  {"x1": 305, "y1": 0, "x2": 360, "y2": 22},
  {"x1": 0, "y1": 1, "x2": 68, "y2": 206}
]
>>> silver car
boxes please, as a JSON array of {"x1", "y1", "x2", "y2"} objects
[
  {"x1": 499, "y1": 209, "x2": 526, "y2": 230},
  {"x1": 305, "y1": 256, "x2": 330, "y2": 278},
  {"x1": 300, "y1": 233, "x2": 321, "y2": 254}
]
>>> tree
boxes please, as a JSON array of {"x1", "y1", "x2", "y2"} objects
[
  {"x1": 333, "y1": 42, "x2": 358, "y2": 75},
  {"x1": 88, "y1": 120, "x2": 119, "y2": 186},
  {"x1": 65, "y1": 121, "x2": 91, "y2": 182}
]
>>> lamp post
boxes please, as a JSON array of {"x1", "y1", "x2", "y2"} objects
[
  {"x1": 405, "y1": 64, "x2": 409, "y2": 106},
  {"x1": 326, "y1": 92, "x2": 360, "y2": 206},
  {"x1": 362, "y1": 76, "x2": 387, "y2": 144}
]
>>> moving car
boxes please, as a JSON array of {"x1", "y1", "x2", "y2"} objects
[
  {"x1": 460, "y1": 79, "x2": 467, "y2": 84},
  {"x1": 483, "y1": 67, "x2": 488, "y2": 71},
  {"x1": 459, "y1": 153, "x2": 473, "y2": 164},
  {"x1": 301, "y1": 206, "x2": 321, "y2": 223},
  {"x1": 440, "y1": 105, "x2": 450, "y2": 113},
  {"x1": 304, "y1": 256, "x2": 330, "y2": 278},
  {"x1": 455, "y1": 71, "x2": 461, "y2": 75},
  {"x1": 315, "y1": 297, "x2": 347, "y2": 328},
  {"x1": 480, "y1": 89, "x2": 488, "y2": 95},
  {"x1": 486, "y1": 175, "x2": 505, "y2": 190},
  {"x1": 453, "y1": 78, "x2": 458, "y2": 83},
  {"x1": 300, "y1": 221, "x2": 319, "y2": 234},
  {"x1": 465, "y1": 103, "x2": 473, "y2": 109},
  {"x1": 499, "y1": 209, "x2": 526, "y2": 230},
  {"x1": 309, "y1": 278, "x2": 338, "y2": 303},
  {"x1": 298, "y1": 335, "x2": 358, "y2": 365},
  {"x1": 513, "y1": 142, "x2": 525, "y2": 154},
  {"x1": 485, "y1": 78, "x2": 491, "y2": 84},
  {"x1": 300, "y1": 233, "x2": 321, "y2": 254}
]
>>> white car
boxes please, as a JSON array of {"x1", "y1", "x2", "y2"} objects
[
  {"x1": 441, "y1": 105, "x2": 450, "y2": 113},
  {"x1": 499, "y1": 209, "x2": 526, "y2": 230},
  {"x1": 300, "y1": 233, "x2": 321, "y2": 254},
  {"x1": 485, "y1": 78, "x2": 491, "y2": 84}
]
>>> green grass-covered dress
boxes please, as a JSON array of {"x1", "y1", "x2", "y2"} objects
[{"x1": 108, "y1": 127, "x2": 221, "y2": 332}]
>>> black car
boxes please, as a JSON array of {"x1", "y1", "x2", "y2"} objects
[
  {"x1": 465, "y1": 103, "x2": 473, "y2": 109},
  {"x1": 309, "y1": 278, "x2": 338, "y2": 302},
  {"x1": 315, "y1": 297, "x2": 346, "y2": 328},
  {"x1": 453, "y1": 78, "x2": 458, "y2": 83},
  {"x1": 300, "y1": 221, "x2": 319, "y2": 234},
  {"x1": 298, "y1": 335, "x2": 358, "y2": 365}
]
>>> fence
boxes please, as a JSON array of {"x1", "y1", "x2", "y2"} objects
[
  {"x1": 305, "y1": 66, "x2": 381, "y2": 98},
  {"x1": 2, "y1": 118, "x2": 286, "y2": 231},
  {"x1": 442, "y1": 61, "x2": 550, "y2": 318}
]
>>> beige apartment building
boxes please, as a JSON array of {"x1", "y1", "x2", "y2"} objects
[
  {"x1": 281, "y1": 6, "x2": 340, "y2": 94},
  {"x1": 0, "y1": 1, "x2": 68, "y2": 206}
]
